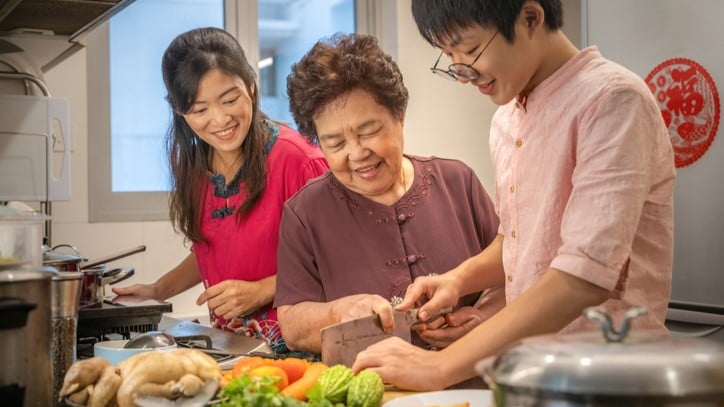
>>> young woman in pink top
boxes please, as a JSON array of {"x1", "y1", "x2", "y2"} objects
[
  {"x1": 353, "y1": 0, "x2": 675, "y2": 390},
  {"x1": 112, "y1": 27, "x2": 328, "y2": 353}
]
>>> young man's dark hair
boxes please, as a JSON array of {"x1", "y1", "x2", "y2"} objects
[{"x1": 412, "y1": 0, "x2": 563, "y2": 45}]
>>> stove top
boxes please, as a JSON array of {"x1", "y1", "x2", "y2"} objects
[{"x1": 77, "y1": 296, "x2": 172, "y2": 339}]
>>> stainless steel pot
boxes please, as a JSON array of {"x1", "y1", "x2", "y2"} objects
[
  {"x1": 43, "y1": 245, "x2": 141, "y2": 306},
  {"x1": 0, "y1": 268, "x2": 54, "y2": 407},
  {"x1": 476, "y1": 307, "x2": 724, "y2": 406}
]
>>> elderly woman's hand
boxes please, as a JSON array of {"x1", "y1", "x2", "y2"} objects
[{"x1": 333, "y1": 294, "x2": 396, "y2": 334}]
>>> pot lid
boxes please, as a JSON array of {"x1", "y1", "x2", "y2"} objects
[
  {"x1": 43, "y1": 251, "x2": 85, "y2": 265},
  {"x1": 478, "y1": 307, "x2": 724, "y2": 398},
  {"x1": 0, "y1": 268, "x2": 55, "y2": 283}
]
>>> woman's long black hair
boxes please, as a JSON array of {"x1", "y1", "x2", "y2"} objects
[{"x1": 162, "y1": 27, "x2": 269, "y2": 243}]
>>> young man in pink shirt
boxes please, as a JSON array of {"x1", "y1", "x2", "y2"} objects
[{"x1": 352, "y1": 0, "x2": 675, "y2": 390}]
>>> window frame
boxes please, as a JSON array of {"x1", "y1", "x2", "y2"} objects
[{"x1": 89, "y1": 0, "x2": 381, "y2": 222}]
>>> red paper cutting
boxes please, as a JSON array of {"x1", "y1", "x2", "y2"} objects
[{"x1": 645, "y1": 58, "x2": 720, "y2": 168}]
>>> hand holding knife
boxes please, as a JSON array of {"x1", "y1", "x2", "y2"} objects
[{"x1": 401, "y1": 306, "x2": 455, "y2": 328}]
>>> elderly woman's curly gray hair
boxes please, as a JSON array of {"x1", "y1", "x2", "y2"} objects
[{"x1": 286, "y1": 33, "x2": 409, "y2": 143}]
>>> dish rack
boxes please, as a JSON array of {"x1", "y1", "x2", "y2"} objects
[{"x1": 0, "y1": 66, "x2": 70, "y2": 243}]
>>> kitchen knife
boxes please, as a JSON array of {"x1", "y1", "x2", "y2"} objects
[{"x1": 320, "y1": 307, "x2": 453, "y2": 367}]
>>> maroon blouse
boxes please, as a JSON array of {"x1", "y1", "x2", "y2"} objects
[{"x1": 275, "y1": 155, "x2": 500, "y2": 311}]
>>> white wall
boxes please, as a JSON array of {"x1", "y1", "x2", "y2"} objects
[{"x1": 44, "y1": 0, "x2": 582, "y2": 318}]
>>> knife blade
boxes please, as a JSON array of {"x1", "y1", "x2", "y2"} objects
[
  {"x1": 320, "y1": 310, "x2": 410, "y2": 367},
  {"x1": 319, "y1": 307, "x2": 454, "y2": 367}
]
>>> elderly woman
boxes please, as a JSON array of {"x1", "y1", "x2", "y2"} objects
[{"x1": 275, "y1": 33, "x2": 503, "y2": 353}]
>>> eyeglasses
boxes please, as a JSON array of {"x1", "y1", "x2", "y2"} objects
[{"x1": 431, "y1": 30, "x2": 499, "y2": 81}]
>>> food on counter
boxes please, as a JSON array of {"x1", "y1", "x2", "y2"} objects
[
  {"x1": 274, "y1": 356, "x2": 311, "y2": 383},
  {"x1": 345, "y1": 370, "x2": 384, "y2": 407},
  {"x1": 59, "y1": 357, "x2": 110, "y2": 401},
  {"x1": 115, "y1": 348, "x2": 222, "y2": 407},
  {"x1": 88, "y1": 366, "x2": 122, "y2": 407},
  {"x1": 249, "y1": 365, "x2": 290, "y2": 391},
  {"x1": 316, "y1": 364, "x2": 354, "y2": 403},
  {"x1": 59, "y1": 349, "x2": 222, "y2": 407},
  {"x1": 280, "y1": 361, "x2": 329, "y2": 401},
  {"x1": 217, "y1": 374, "x2": 306, "y2": 406},
  {"x1": 223, "y1": 357, "x2": 385, "y2": 406},
  {"x1": 231, "y1": 355, "x2": 269, "y2": 378}
]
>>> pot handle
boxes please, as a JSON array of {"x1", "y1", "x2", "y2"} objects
[
  {"x1": 0, "y1": 297, "x2": 37, "y2": 330},
  {"x1": 101, "y1": 267, "x2": 135, "y2": 286},
  {"x1": 584, "y1": 306, "x2": 648, "y2": 342},
  {"x1": 51, "y1": 243, "x2": 82, "y2": 257}
]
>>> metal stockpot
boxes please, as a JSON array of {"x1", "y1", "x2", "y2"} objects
[
  {"x1": 43, "y1": 245, "x2": 136, "y2": 307},
  {"x1": 0, "y1": 268, "x2": 54, "y2": 407},
  {"x1": 476, "y1": 307, "x2": 724, "y2": 406}
]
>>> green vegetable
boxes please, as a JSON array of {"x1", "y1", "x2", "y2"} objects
[
  {"x1": 217, "y1": 374, "x2": 306, "y2": 407},
  {"x1": 317, "y1": 364, "x2": 355, "y2": 403},
  {"x1": 346, "y1": 370, "x2": 384, "y2": 407}
]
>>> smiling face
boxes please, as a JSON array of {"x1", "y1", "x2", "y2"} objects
[
  {"x1": 436, "y1": 3, "x2": 554, "y2": 105},
  {"x1": 439, "y1": 23, "x2": 537, "y2": 105},
  {"x1": 183, "y1": 69, "x2": 255, "y2": 165},
  {"x1": 314, "y1": 88, "x2": 406, "y2": 205}
]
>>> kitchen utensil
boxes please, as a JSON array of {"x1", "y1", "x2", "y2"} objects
[
  {"x1": 0, "y1": 268, "x2": 54, "y2": 407},
  {"x1": 125, "y1": 331, "x2": 177, "y2": 349},
  {"x1": 476, "y1": 307, "x2": 724, "y2": 406},
  {"x1": 50, "y1": 271, "x2": 81, "y2": 407},
  {"x1": 44, "y1": 245, "x2": 141, "y2": 307},
  {"x1": 320, "y1": 308, "x2": 446, "y2": 368},
  {"x1": 94, "y1": 339, "x2": 177, "y2": 366},
  {"x1": 0, "y1": 212, "x2": 47, "y2": 269},
  {"x1": 42, "y1": 244, "x2": 85, "y2": 271},
  {"x1": 44, "y1": 244, "x2": 146, "y2": 271},
  {"x1": 406, "y1": 306, "x2": 454, "y2": 327},
  {"x1": 80, "y1": 245, "x2": 146, "y2": 270},
  {"x1": 383, "y1": 389, "x2": 493, "y2": 407},
  {"x1": 159, "y1": 316, "x2": 272, "y2": 356}
]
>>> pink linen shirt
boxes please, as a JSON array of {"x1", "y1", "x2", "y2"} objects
[{"x1": 490, "y1": 47, "x2": 675, "y2": 332}]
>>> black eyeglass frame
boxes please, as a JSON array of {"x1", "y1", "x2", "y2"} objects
[{"x1": 430, "y1": 30, "x2": 499, "y2": 81}]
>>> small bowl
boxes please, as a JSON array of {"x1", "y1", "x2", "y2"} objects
[{"x1": 93, "y1": 339, "x2": 177, "y2": 365}]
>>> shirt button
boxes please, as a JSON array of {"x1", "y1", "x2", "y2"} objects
[
  {"x1": 397, "y1": 213, "x2": 407, "y2": 223},
  {"x1": 507, "y1": 274, "x2": 513, "y2": 282},
  {"x1": 511, "y1": 230, "x2": 517, "y2": 238},
  {"x1": 406, "y1": 254, "x2": 418, "y2": 264},
  {"x1": 515, "y1": 139, "x2": 523, "y2": 148},
  {"x1": 509, "y1": 185, "x2": 515, "y2": 193}
]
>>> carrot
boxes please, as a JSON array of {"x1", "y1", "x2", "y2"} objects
[{"x1": 280, "y1": 361, "x2": 328, "y2": 401}]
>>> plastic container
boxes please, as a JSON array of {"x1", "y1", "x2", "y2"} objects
[
  {"x1": 93, "y1": 339, "x2": 177, "y2": 366},
  {"x1": 0, "y1": 211, "x2": 47, "y2": 269}
]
